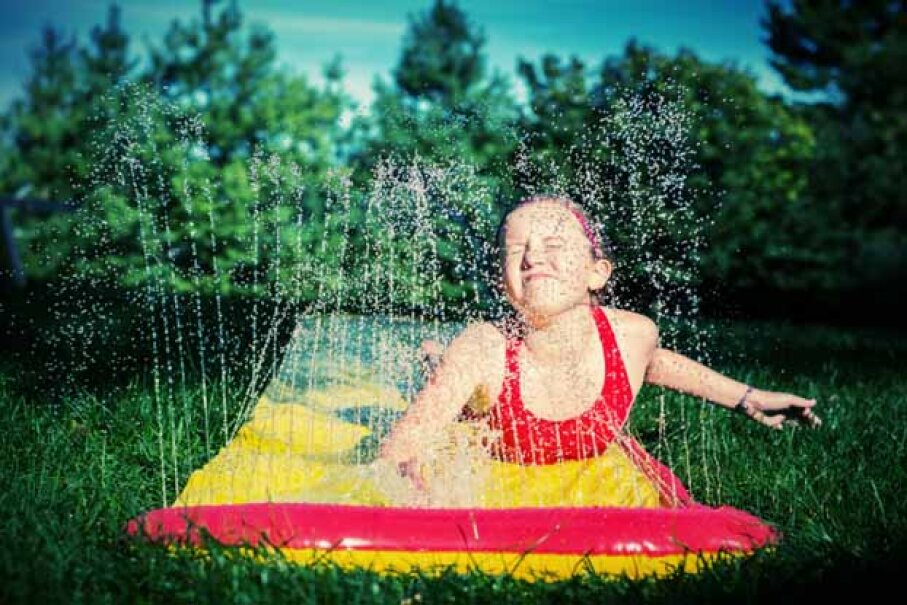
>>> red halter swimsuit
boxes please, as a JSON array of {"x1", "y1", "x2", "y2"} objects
[
  {"x1": 484, "y1": 305, "x2": 635, "y2": 466},
  {"x1": 458, "y1": 305, "x2": 693, "y2": 505}
]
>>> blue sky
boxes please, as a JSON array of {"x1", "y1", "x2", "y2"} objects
[{"x1": 0, "y1": 0, "x2": 790, "y2": 112}]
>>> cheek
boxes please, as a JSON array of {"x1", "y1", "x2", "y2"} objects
[
  {"x1": 558, "y1": 253, "x2": 593, "y2": 287},
  {"x1": 502, "y1": 258, "x2": 522, "y2": 290},
  {"x1": 551, "y1": 249, "x2": 579, "y2": 273}
]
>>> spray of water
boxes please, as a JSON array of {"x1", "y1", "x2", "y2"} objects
[{"x1": 23, "y1": 81, "x2": 721, "y2": 508}]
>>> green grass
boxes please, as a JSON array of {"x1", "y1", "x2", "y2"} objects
[{"x1": 1, "y1": 318, "x2": 906, "y2": 603}]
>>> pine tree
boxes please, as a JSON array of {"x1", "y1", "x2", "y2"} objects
[
  {"x1": 394, "y1": 0, "x2": 486, "y2": 105},
  {"x1": 1, "y1": 1, "x2": 349, "y2": 297},
  {"x1": 0, "y1": 5, "x2": 136, "y2": 280},
  {"x1": 351, "y1": 0, "x2": 520, "y2": 311}
]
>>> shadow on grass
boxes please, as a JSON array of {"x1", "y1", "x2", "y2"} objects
[
  {"x1": 120, "y1": 508, "x2": 907, "y2": 603},
  {"x1": 0, "y1": 281, "x2": 298, "y2": 405}
]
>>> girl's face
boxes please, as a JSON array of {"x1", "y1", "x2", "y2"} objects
[{"x1": 500, "y1": 201, "x2": 611, "y2": 322}]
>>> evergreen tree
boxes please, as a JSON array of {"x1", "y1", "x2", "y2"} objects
[
  {"x1": 1, "y1": 1, "x2": 349, "y2": 298},
  {"x1": 394, "y1": 0, "x2": 486, "y2": 105},
  {"x1": 0, "y1": 5, "x2": 135, "y2": 279},
  {"x1": 351, "y1": 0, "x2": 520, "y2": 311},
  {"x1": 82, "y1": 4, "x2": 136, "y2": 98},
  {"x1": 357, "y1": 0, "x2": 518, "y2": 170},
  {"x1": 3, "y1": 27, "x2": 83, "y2": 202}
]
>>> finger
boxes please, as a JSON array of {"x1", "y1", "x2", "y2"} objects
[
  {"x1": 767, "y1": 404, "x2": 820, "y2": 423},
  {"x1": 767, "y1": 397, "x2": 816, "y2": 412},
  {"x1": 782, "y1": 408, "x2": 822, "y2": 428},
  {"x1": 803, "y1": 410, "x2": 822, "y2": 427},
  {"x1": 797, "y1": 405, "x2": 821, "y2": 422},
  {"x1": 753, "y1": 409, "x2": 783, "y2": 429}
]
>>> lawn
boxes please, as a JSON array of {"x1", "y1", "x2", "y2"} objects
[{"x1": 1, "y1": 316, "x2": 905, "y2": 604}]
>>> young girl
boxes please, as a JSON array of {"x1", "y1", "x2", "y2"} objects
[{"x1": 379, "y1": 194, "x2": 821, "y2": 508}]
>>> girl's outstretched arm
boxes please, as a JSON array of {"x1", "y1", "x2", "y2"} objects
[
  {"x1": 378, "y1": 323, "x2": 497, "y2": 471},
  {"x1": 645, "y1": 348, "x2": 822, "y2": 429}
]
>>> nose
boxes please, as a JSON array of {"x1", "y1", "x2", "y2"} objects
[{"x1": 521, "y1": 240, "x2": 547, "y2": 268}]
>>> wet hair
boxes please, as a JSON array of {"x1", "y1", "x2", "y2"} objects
[{"x1": 495, "y1": 194, "x2": 613, "y2": 263}]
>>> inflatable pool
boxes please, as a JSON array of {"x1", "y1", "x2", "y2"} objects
[
  {"x1": 128, "y1": 501, "x2": 775, "y2": 580},
  {"x1": 125, "y1": 389, "x2": 777, "y2": 580},
  {"x1": 125, "y1": 319, "x2": 778, "y2": 580}
]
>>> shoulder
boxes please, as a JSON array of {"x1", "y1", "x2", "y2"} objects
[
  {"x1": 603, "y1": 307, "x2": 659, "y2": 347},
  {"x1": 453, "y1": 321, "x2": 506, "y2": 350},
  {"x1": 439, "y1": 321, "x2": 505, "y2": 391},
  {"x1": 445, "y1": 321, "x2": 505, "y2": 361}
]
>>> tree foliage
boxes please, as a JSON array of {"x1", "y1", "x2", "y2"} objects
[
  {"x1": 516, "y1": 41, "x2": 826, "y2": 298},
  {"x1": 1, "y1": 0, "x2": 900, "y2": 319},
  {"x1": 350, "y1": 0, "x2": 520, "y2": 310},
  {"x1": 0, "y1": 6, "x2": 133, "y2": 279},
  {"x1": 2, "y1": 1, "x2": 348, "y2": 298},
  {"x1": 765, "y1": 0, "x2": 907, "y2": 289}
]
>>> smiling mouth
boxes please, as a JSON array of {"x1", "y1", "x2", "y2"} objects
[{"x1": 524, "y1": 273, "x2": 556, "y2": 282}]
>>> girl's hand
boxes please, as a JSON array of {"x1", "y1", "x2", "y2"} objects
[
  {"x1": 369, "y1": 457, "x2": 430, "y2": 507},
  {"x1": 396, "y1": 458, "x2": 428, "y2": 492},
  {"x1": 420, "y1": 339, "x2": 443, "y2": 376},
  {"x1": 739, "y1": 389, "x2": 822, "y2": 430}
]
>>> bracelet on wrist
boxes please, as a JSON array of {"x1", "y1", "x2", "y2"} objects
[{"x1": 734, "y1": 386, "x2": 755, "y2": 417}]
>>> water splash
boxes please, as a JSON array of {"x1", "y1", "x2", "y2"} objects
[{"x1": 14, "y1": 81, "x2": 720, "y2": 508}]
